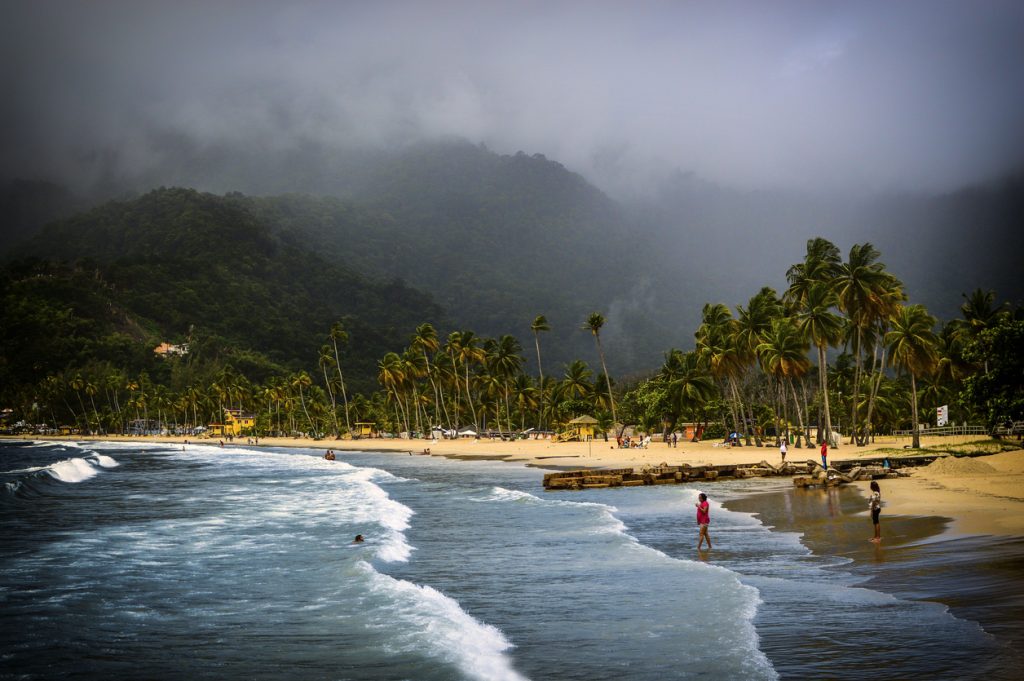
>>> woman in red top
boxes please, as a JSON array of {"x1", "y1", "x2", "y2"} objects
[
  {"x1": 696, "y1": 492, "x2": 712, "y2": 550},
  {"x1": 820, "y1": 441, "x2": 828, "y2": 469}
]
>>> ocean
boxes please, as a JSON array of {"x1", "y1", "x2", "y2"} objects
[{"x1": 2, "y1": 440, "x2": 1021, "y2": 680}]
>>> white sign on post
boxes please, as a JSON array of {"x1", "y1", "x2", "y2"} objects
[{"x1": 937, "y1": 405, "x2": 949, "y2": 427}]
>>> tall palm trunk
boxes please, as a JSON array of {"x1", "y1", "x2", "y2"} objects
[
  {"x1": 533, "y1": 334, "x2": 545, "y2": 430},
  {"x1": 771, "y1": 378, "x2": 782, "y2": 447},
  {"x1": 423, "y1": 350, "x2": 451, "y2": 431},
  {"x1": 849, "y1": 326, "x2": 864, "y2": 445},
  {"x1": 800, "y1": 381, "x2": 813, "y2": 447},
  {"x1": 910, "y1": 373, "x2": 921, "y2": 448},
  {"x1": 298, "y1": 387, "x2": 315, "y2": 438},
  {"x1": 322, "y1": 362, "x2": 340, "y2": 437},
  {"x1": 864, "y1": 347, "x2": 887, "y2": 445},
  {"x1": 817, "y1": 344, "x2": 836, "y2": 447},
  {"x1": 331, "y1": 338, "x2": 352, "y2": 434},
  {"x1": 789, "y1": 379, "x2": 806, "y2": 448},
  {"x1": 449, "y1": 348, "x2": 462, "y2": 429},
  {"x1": 464, "y1": 365, "x2": 477, "y2": 430},
  {"x1": 745, "y1": 386, "x2": 761, "y2": 446},
  {"x1": 594, "y1": 338, "x2": 617, "y2": 426},
  {"x1": 722, "y1": 378, "x2": 742, "y2": 442}
]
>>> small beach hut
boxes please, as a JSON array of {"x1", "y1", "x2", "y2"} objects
[
  {"x1": 567, "y1": 415, "x2": 599, "y2": 441},
  {"x1": 355, "y1": 422, "x2": 376, "y2": 439}
]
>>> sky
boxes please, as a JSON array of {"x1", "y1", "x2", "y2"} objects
[{"x1": 3, "y1": 0, "x2": 1024, "y2": 196}]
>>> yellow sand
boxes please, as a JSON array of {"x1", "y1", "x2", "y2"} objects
[{"x1": 854, "y1": 450, "x2": 1024, "y2": 537}]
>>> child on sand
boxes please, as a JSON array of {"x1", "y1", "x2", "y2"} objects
[
  {"x1": 868, "y1": 481, "x2": 882, "y2": 543},
  {"x1": 696, "y1": 493, "x2": 712, "y2": 550},
  {"x1": 780, "y1": 438, "x2": 788, "y2": 463}
]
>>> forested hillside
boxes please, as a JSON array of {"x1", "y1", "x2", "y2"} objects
[
  {"x1": 1, "y1": 188, "x2": 443, "y2": 397},
  {"x1": 226, "y1": 142, "x2": 682, "y2": 374}
]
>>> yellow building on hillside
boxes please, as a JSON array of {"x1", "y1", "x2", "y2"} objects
[{"x1": 208, "y1": 409, "x2": 256, "y2": 437}]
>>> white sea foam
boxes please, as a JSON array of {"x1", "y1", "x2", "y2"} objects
[
  {"x1": 340, "y1": 468, "x2": 414, "y2": 563},
  {"x1": 90, "y1": 454, "x2": 119, "y2": 468},
  {"x1": 46, "y1": 458, "x2": 99, "y2": 483},
  {"x1": 187, "y1": 446, "x2": 416, "y2": 563},
  {"x1": 358, "y1": 561, "x2": 527, "y2": 681},
  {"x1": 479, "y1": 486, "x2": 615, "y2": 510}
]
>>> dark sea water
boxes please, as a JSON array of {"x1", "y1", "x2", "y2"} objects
[{"x1": 2, "y1": 440, "x2": 1021, "y2": 680}]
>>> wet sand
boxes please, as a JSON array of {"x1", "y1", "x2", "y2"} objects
[{"x1": 725, "y1": 484, "x2": 1024, "y2": 675}]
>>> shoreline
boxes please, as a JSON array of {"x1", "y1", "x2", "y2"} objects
[{"x1": 7, "y1": 433, "x2": 1024, "y2": 538}]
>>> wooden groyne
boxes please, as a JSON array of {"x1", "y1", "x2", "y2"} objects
[{"x1": 542, "y1": 454, "x2": 953, "y2": 491}]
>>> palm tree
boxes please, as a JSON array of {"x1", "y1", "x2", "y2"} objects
[
  {"x1": 125, "y1": 378, "x2": 140, "y2": 424},
  {"x1": 69, "y1": 373, "x2": 88, "y2": 430},
  {"x1": 401, "y1": 349, "x2": 427, "y2": 435},
  {"x1": 954, "y1": 288, "x2": 1008, "y2": 376},
  {"x1": 857, "y1": 275, "x2": 906, "y2": 445},
  {"x1": 84, "y1": 380, "x2": 101, "y2": 433},
  {"x1": 490, "y1": 334, "x2": 523, "y2": 432},
  {"x1": 785, "y1": 237, "x2": 843, "y2": 305},
  {"x1": 319, "y1": 345, "x2": 341, "y2": 437},
  {"x1": 886, "y1": 304, "x2": 939, "y2": 448},
  {"x1": 758, "y1": 318, "x2": 812, "y2": 447},
  {"x1": 377, "y1": 352, "x2": 409, "y2": 434},
  {"x1": 560, "y1": 359, "x2": 594, "y2": 420},
  {"x1": 836, "y1": 243, "x2": 903, "y2": 444},
  {"x1": 329, "y1": 322, "x2": 352, "y2": 435},
  {"x1": 530, "y1": 315, "x2": 550, "y2": 427},
  {"x1": 451, "y1": 330, "x2": 485, "y2": 430},
  {"x1": 511, "y1": 374, "x2": 539, "y2": 431},
  {"x1": 793, "y1": 282, "x2": 845, "y2": 447},
  {"x1": 695, "y1": 303, "x2": 745, "y2": 442},
  {"x1": 291, "y1": 371, "x2": 316, "y2": 438},
  {"x1": 106, "y1": 372, "x2": 124, "y2": 432},
  {"x1": 663, "y1": 351, "x2": 716, "y2": 439},
  {"x1": 412, "y1": 323, "x2": 450, "y2": 430},
  {"x1": 735, "y1": 288, "x2": 782, "y2": 445},
  {"x1": 584, "y1": 312, "x2": 616, "y2": 428}
]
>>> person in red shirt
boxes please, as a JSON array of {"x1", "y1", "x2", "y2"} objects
[
  {"x1": 696, "y1": 492, "x2": 712, "y2": 550},
  {"x1": 820, "y1": 441, "x2": 828, "y2": 469}
]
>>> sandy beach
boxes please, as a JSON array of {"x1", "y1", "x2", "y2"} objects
[
  {"x1": 12, "y1": 432, "x2": 1024, "y2": 538},
  {"x1": 853, "y1": 449, "x2": 1024, "y2": 536}
]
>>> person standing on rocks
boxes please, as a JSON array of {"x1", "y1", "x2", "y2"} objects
[
  {"x1": 780, "y1": 438, "x2": 788, "y2": 464},
  {"x1": 820, "y1": 441, "x2": 828, "y2": 470},
  {"x1": 696, "y1": 492, "x2": 712, "y2": 551},
  {"x1": 868, "y1": 481, "x2": 882, "y2": 543}
]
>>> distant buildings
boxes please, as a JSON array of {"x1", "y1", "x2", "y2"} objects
[{"x1": 153, "y1": 342, "x2": 189, "y2": 358}]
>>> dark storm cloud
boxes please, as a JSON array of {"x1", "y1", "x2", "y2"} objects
[{"x1": 3, "y1": 0, "x2": 1023, "y2": 194}]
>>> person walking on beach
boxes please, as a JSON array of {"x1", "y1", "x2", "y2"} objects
[
  {"x1": 868, "y1": 481, "x2": 882, "y2": 543},
  {"x1": 820, "y1": 441, "x2": 828, "y2": 469},
  {"x1": 780, "y1": 438, "x2": 788, "y2": 463},
  {"x1": 696, "y1": 493, "x2": 712, "y2": 550}
]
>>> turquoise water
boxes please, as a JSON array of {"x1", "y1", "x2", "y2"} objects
[{"x1": 1, "y1": 440, "x2": 1020, "y2": 679}]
